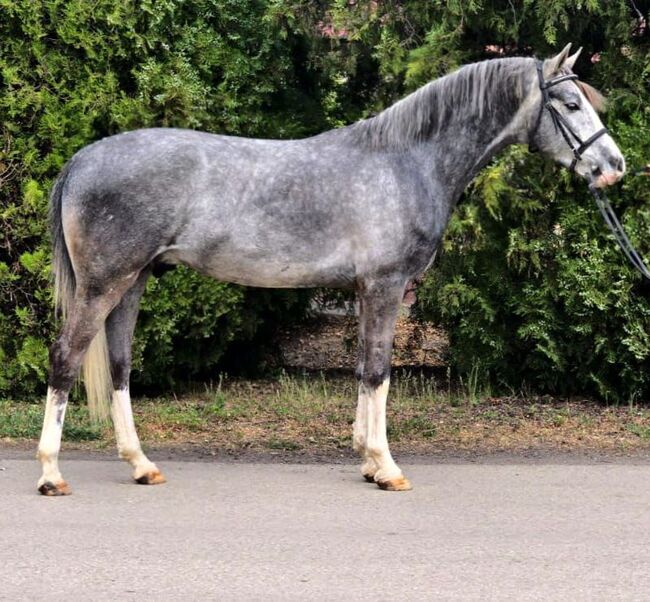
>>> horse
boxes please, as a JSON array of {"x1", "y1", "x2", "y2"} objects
[{"x1": 37, "y1": 44, "x2": 625, "y2": 495}]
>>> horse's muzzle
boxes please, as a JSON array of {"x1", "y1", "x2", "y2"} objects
[{"x1": 592, "y1": 170, "x2": 625, "y2": 188}]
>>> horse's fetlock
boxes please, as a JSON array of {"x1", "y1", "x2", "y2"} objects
[
  {"x1": 365, "y1": 444, "x2": 387, "y2": 458},
  {"x1": 36, "y1": 448, "x2": 50, "y2": 463},
  {"x1": 117, "y1": 446, "x2": 141, "y2": 462},
  {"x1": 352, "y1": 434, "x2": 365, "y2": 452}
]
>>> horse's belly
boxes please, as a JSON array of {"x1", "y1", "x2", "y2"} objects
[{"x1": 162, "y1": 246, "x2": 355, "y2": 289}]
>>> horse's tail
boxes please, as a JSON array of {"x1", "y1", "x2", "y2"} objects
[{"x1": 50, "y1": 160, "x2": 112, "y2": 423}]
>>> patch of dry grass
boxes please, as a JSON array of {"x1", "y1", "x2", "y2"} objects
[
  {"x1": 129, "y1": 372, "x2": 650, "y2": 456},
  {"x1": 3, "y1": 372, "x2": 650, "y2": 457}
]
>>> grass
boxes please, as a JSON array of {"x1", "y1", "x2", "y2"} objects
[
  {"x1": 626, "y1": 424, "x2": 650, "y2": 440},
  {"x1": 2, "y1": 371, "x2": 650, "y2": 456},
  {"x1": 0, "y1": 400, "x2": 102, "y2": 441}
]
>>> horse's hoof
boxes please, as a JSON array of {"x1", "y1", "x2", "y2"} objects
[
  {"x1": 135, "y1": 470, "x2": 166, "y2": 485},
  {"x1": 38, "y1": 480, "x2": 71, "y2": 496},
  {"x1": 363, "y1": 473, "x2": 376, "y2": 483},
  {"x1": 376, "y1": 476, "x2": 412, "y2": 491}
]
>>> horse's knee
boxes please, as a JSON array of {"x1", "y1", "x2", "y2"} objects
[{"x1": 358, "y1": 344, "x2": 392, "y2": 389}]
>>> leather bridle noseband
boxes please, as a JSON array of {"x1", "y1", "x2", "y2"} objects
[{"x1": 529, "y1": 60, "x2": 608, "y2": 172}]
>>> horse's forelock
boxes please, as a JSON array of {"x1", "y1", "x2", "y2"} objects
[{"x1": 576, "y1": 80, "x2": 607, "y2": 113}]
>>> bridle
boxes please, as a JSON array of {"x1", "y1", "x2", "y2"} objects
[
  {"x1": 528, "y1": 60, "x2": 608, "y2": 172},
  {"x1": 528, "y1": 60, "x2": 650, "y2": 282}
]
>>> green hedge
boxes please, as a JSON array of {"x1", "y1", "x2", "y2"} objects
[{"x1": 1, "y1": 0, "x2": 649, "y2": 401}]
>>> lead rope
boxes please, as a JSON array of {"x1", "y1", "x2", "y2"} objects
[{"x1": 589, "y1": 184, "x2": 650, "y2": 281}]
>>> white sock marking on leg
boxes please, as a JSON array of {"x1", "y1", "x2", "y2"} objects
[
  {"x1": 364, "y1": 378, "x2": 402, "y2": 482},
  {"x1": 111, "y1": 388, "x2": 157, "y2": 478},
  {"x1": 353, "y1": 383, "x2": 368, "y2": 453},
  {"x1": 354, "y1": 383, "x2": 379, "y2": 477},
  {"x1": 37, "y1": 386, "x2": 66, "y2": 485}
]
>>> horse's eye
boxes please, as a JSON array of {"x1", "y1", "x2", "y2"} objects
[{"x1": 565, "y1": 102, "x2": 580, "y2": 111}]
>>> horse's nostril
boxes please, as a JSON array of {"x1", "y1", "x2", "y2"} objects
[{"x1": 607, "y1": 154, "x2": 624, "y2": 173}]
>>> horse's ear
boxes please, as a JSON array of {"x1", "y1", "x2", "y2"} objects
[
  {"x1": 564, "y1": 46, "x2": 583, "y2": 71},
  {"x1": 543, "y1": 43, "x2": 573, "y2": 77}
]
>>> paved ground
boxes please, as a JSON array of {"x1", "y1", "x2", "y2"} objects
[{"x1": 2, "y1": 452, "x2": 650, "y2": 601}]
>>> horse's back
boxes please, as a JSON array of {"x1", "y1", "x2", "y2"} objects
[{"x1": 58, "y1": 127, "x2": 436, "y2": 288}]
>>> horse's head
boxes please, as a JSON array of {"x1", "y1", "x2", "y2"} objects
[{"x1": 528, "y1": 43, "x2": 625, "y2": 188}]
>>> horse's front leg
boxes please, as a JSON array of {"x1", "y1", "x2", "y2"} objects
[
  {"x1": 354, "y1": 277, "x2": 412, "y2": 491},
  {"x1": 352, "y1": 295, "x2": 377, "y2": 480}
]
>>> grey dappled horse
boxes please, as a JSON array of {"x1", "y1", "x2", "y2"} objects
[{"x1": 38, "y1": 45, "x2": 625, "y2": 495}]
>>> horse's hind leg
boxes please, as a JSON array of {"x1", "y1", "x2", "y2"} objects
[
  {"x1": 105, "y1": 269, "x2": 165, "y2": 485},
  {"x1": 354, "y1": 277, "x2": 411, "y2": 491},
  {"x1": 38, "y1": 288, "x2": 127, "y2": 495}
]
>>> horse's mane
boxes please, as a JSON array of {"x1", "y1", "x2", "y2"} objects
[
  {"x1": 349, "y1": 57, "x2": 605, "y2": 150},
  {"x1": 349, "y1": 57, "x2": 533, "y2": 150}
]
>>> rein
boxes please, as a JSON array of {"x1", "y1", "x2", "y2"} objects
[
  {"x1": 589, "y1": 185, "x2": 650, "y2": 281},
  {"x1": 529, "y1": 60, "x2": 650, "y2": 282}
]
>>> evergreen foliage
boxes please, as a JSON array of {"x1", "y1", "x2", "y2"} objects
[{"x1": 1, "y1": 0, "x2": 649, "y2": 400}]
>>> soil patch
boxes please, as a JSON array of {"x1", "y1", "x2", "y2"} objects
[{"x1": 277, "y1": 313, "x2": 448, "y2": 370}]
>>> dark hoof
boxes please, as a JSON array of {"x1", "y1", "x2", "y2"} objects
[
  {"x1": 363, "y1": 473, "x2": 376, "y2": 483},
  {"x1": 135, "y1": 470, "x2": 166, "y2": 485},
  {"x1": 38, "y1": 480, "x2": 71, "y2": 496}
]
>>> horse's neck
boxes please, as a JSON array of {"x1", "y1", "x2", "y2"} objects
[{"x1": 423, "y1": 97, "x2": 527, "y2": 197}]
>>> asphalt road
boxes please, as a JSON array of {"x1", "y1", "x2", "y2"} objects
[{"x1": 2, "y1": 453, "x2": 650, "y2": 601}]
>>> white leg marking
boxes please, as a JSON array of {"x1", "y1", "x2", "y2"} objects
[
  {"x1": 354, "y1": 384, "x2": 378, "y2": 477},
  {"x1": 111, "y1": 388, "x2": 159, "y2": 480},
  {"x1": 37, "y1": 387, "x2": 67, "y2": 487},
  {"x1": 364, "y1": 378, "x2": 403, "y2": 483},
  {"x1": 353, "y1": 383, "x2": 368, "y2": 453}
]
